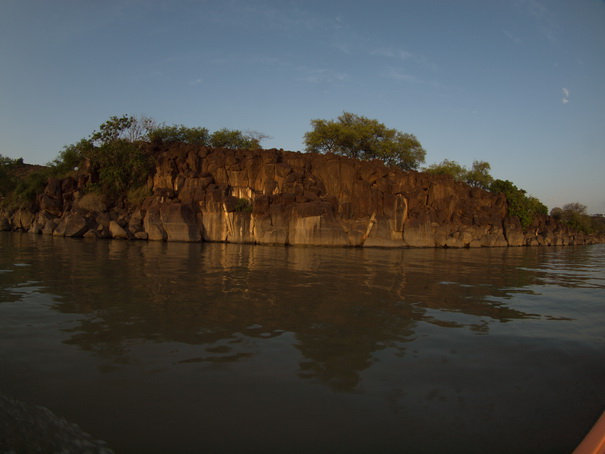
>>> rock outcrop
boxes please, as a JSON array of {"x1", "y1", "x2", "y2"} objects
[{"x1": 1, "y1": 145, "x2": 603, "y2": 247}]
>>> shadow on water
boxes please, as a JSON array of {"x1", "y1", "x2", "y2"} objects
[{"x1": 2, "y1": 235, "x2": 548, "y2": 391}]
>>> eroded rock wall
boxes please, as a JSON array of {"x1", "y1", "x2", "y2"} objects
[{"x1": 2, "y1": 145, "x2": 603, "y2": 247}]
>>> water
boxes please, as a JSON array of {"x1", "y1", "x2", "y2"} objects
[{"x1": 1, "y1": 232, "x2": 604, "y2": 453}]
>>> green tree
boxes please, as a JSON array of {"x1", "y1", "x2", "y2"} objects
[
  {"x1": 90, "y1": 114, "x2": 156, "y2": 145},
  {"x1": 465, "y1": 160, "x2": 493, "y2": 189},
  {"x1": 490, "y1": 179, "x2": 547, "y2": 229},
  {"x1": 550, "y1": 207, "x2": 563, "y2": 220},
  {"x1": 304, "y1": 112, "x2": 426, "y2": 170},
  {"x1": 86, "y1": 140, "x2": 151, "y2": 202},
  {"x1": 148, "y1": 124, "x2": 210, "y2": 145},
  {"x1": 50, "y1": 138, "x2": 95, "y2": 176},
  {"x1": 0, "y1": 154, "x2": 18, "y2": 197},
  {"x1": 209, "y1": 128, "x2": 264, "y2": 149},
  {"x1": 553, "y1": 202, "x2": 593, "y2": 233},
  {"x1": 424, "y1": 159, "x2": 467, "y2": 180},
  {"x1": 425, "y1": 159, "x2": 493, "y2": 189},
  {"x1": 90, "y1": 115, "x2": 135, "y2": 145}
]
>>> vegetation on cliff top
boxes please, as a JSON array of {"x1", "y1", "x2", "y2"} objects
[
  {"x1": 424, "y1": 159, "x2": 494, "y2": 190},
  {"x1": 550, "y1": 203, "x2": 605, "y2": 235},
  {"x1": 1, "y1": 115, "x2": 269, "y2": 209},
  {"x1": 489, "y1": 179, "x2": 548, "y2": 229},
  {"x1": 304, "y1": 112, "x2": 426, "y2": 171},
  {"x1": 1, "y1": 113, "x2": 602, "y2": 235}
]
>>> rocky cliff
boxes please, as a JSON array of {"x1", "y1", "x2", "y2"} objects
[{"x1": 2, "y1": 145, "x2": 603, "y2": 247}]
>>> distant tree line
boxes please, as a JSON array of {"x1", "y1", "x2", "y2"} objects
[{"x1": 550, "y1": 203, "x2": 605, "y2": 234}]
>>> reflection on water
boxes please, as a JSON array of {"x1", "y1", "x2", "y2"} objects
[{"x1": 1, "y1": 232, "x2": 604, "y2": 453}]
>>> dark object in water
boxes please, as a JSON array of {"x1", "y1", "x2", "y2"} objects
[{"x1": 0, "y1": 392, "x2": 113, "y2": 453}]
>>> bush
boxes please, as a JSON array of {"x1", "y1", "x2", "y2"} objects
[
  {"x1": 13, "y1": 170, "x2": 52, "y2": 205},
  {"x1": 424, "y1": 159, "x2": 493, "y2": 189},
  {"x1": 148, "y1": 124, "x2": 210, "y2": 145},
  {"x1": 0, "y1": 154, "x2": 18, "y2": 198},
  {"x1": 126, "y1": 185, "x2": 151, "y2": 207},
  {"x1": 87, "y1": 140, "x2": 152, "y2": 202},
  {"x1": 209, "y1": 129, "x2": 264, "y2": 149},
  {"x1": 551, "y1": 203, "x2": 594, "y2": 234},
  {"x1": 490, "y1": 179, "x2": 547, "y2": 229},
  {"x1": 50, "y1": 139, "x2": 94, "y2": 176}
]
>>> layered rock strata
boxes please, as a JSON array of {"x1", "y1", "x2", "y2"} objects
[{"x1": 1, "y1": 146, "x2": 603, "y2": 247}]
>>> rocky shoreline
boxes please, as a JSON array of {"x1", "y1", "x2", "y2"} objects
[{"x1": 1, "y1": 145, "x2": 603, "y2": 247}]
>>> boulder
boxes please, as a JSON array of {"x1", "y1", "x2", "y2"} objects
[
  {"x1": 134, "y1": 231, "x2": 148, "y2": 240},
  {"x1": 42, "y1": 220, "x2": 57, "y2": 235},
  {"x1": 38, "y1": 194, "x2": 64, "y2": 217},
  {"x1": 83, "y1": 229, "x2": 100, "y2": 239},
  {"x1": 11, "y1": 209, "x2": 34, "y2": 231},
  {"x1": 109, "y1": 221, "x2": 128, "y2": 240},
  {"x1": 503, "y1": 217, "x2": 525, "y2": 246},
  {"x1": 143, "y1": 205, "x2": 167, "y2": 241},
  {"x1": 53, "y1": 214, "x2": 88, "y2": 237}
]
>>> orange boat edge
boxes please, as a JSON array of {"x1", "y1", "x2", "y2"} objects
[{"x1": 574, "y1": 411, "x2": 605, "y2": 454}]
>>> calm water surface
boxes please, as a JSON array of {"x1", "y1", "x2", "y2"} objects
[{"x1": 1, "y1": 232, "x2": 604, "y2": 453}]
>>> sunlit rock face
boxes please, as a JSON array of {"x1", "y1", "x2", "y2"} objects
[
  {"x1": 143, "y1": 145, "x2": 509, "y2": 247},
  {"x1": 4, "y1": 144, "x2": 604, "y2": 247}
]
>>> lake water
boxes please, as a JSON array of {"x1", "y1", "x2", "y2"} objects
[{"x1": 1, "y1": 232, "x2": 604, "y2": 453}]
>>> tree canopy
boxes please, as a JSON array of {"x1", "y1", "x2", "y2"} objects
[
  {"x1": 424, "y1": 159, "x2": 493, "y2": 190},
  {"x1": 0, "y1": 154, "x2": 18, "y2": 197},
  {"x1": 489, "y1": 179, "x2": 547, "y2": 228},
  {"x1": 550, "y1": 202, "x2": 598, "y2": 233},
  {"x1": 303, "y1": 112, "x2": 426, "y2": 170}
]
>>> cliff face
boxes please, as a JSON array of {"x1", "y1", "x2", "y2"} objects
[{"x1": 2, "y1": 145, "x2": 603, "y2": 247}]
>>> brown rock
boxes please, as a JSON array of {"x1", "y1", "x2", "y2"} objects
[
  {"x1": 83, "y1": 229, "x2": 100, "y2": 239},
  {"x1": 28, "y1": 146, "x2": 602, "y2": 248},
  {"x1": 143, "y1": 205, "x2": 167, "y2": 241},
  {"x1": 54, "y1": 213, "x2": 88, "y2": 237},
  {"x1": 403, "y1": 219, "x2": 435, "y2": 247},
  {"x1": 11, "y1": 210, "x2": 35, "y2": 231},
  {"x1": 503, "y1": 217, "x2": 525, "y2": 246},
  {"x1": 109, "y1": 221, "x2": 128, "y2": 239},
  {"x1": 134, "y1": 231, "x2": 148, "y2": 240},
  {"x1": 160, "y1": 202, "x2": 201, "y2": 242},
  {"x1": 38, "y1": 194, "x2": 64, "y2": 217}
]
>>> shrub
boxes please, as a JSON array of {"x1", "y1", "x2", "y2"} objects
[
  {"x1": 126, "y1": 185, "x2": 151, "y2": 207},
  {"x1": 0, "y1": 154, "x2": 18, "y2": 198},
  {"x1": 490, "y1": 179, "x2": 547, "y2": 229},
  {"x1": 148, "y1": 124, "x2": 210, "y2": 145},
  {"x1": 209, "y1": 129, "x2": 264, "y2": 149},
  {"x1": 551, "y1": 202, "x2": 594, "y2": 234},
  {"x1": 87, "y1": 140, "x2": 152, "y2": 202}
]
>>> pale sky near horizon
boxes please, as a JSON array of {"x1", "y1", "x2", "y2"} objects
[{"x1": 1, "y1": 0, "x2": 604, "y2": 213}]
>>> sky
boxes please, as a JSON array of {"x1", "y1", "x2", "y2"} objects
[{"x1": 1, "y1": 0, "x2": 604, "y2": 214}]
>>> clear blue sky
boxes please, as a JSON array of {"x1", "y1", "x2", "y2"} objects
[{"x1": 1, "y1": 0, "x2": 604, "y2": 213}]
